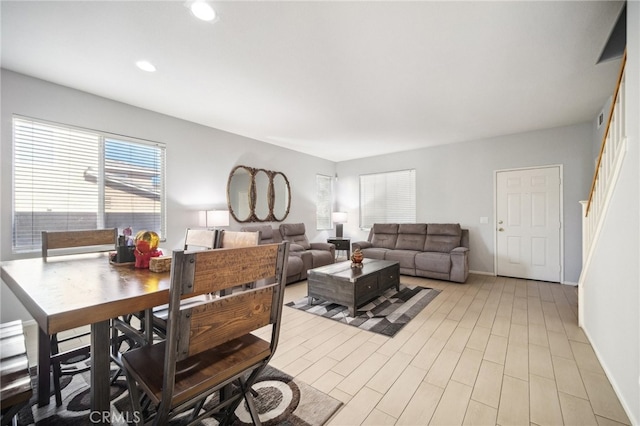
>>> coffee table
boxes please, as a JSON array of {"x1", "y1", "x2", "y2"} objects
[{"x1": 307, "y1": 258, "x2": 400, "y2": 316}]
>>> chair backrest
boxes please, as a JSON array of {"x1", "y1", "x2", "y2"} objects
[
  {"x1": 217, "y1": 230, "x2": 261, "y2": 249},
  {"x1": 42, "y1": 229, "x2": 117, "y2": 260},
  {"x1": 183, "y1": 228, "x2": 218, "y2": 250},
  {"x1": 162, "y1": 242, "x2": 289, "y2": 403},
  {"x1": 279, "y1": 223, "x2": 311, "y2": 249}
]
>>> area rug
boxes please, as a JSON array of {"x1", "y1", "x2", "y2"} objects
[
  {"x1": 285, "y1": 284, "x2": 441, "y2": 337},
  {"x1": 16, "y1": 363, "x2": 342, "y2": 425}
]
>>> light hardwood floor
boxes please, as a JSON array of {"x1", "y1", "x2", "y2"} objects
[{"x1": 24, "y1": 273, "x2": 631, "y2": 425}]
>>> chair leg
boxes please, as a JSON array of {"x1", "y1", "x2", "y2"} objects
[
  {"x1": 243, "y1": 388, "x2": 262, "y2": 426},
  {"x1": 124, "y1": 369, "x2": 144, "y2": 426},
  {"x1": 187, "y1": 398, "x2": 206, "y2": 423},
  {"x1": 220, "y1": 370, "x2": 264, "y2": 426}
]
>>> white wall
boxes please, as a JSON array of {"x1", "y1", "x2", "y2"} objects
[
  {"x1": 337, "y1": 123, "x2": 593, "y2": 284},
  {"x1": 0, "y1": 69, "x2": 335, "y2": 322},
  {"x1": 581, "y1": 2, "x2": 640, "y2": 423}
]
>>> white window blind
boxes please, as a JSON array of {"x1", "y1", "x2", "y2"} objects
[
  {"x1": 316, "y1": 174, "x2": 333, "y2": 230},
  {"x1": 360, "y1": 169, "x2": 416, "y2": 229},
  {"x1": 12, "y1": 116, "x2": 166, "y2": 252}
]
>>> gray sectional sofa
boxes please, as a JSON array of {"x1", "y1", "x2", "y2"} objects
[{"x1": 352, "y1": 223, "x2": 469, "y2": 283}]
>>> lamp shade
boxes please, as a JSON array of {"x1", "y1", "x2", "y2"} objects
[
  {"x1": 332, "y1": 212, "x2": 348, "y2": 224},
  {"x1": 199, "y1": 210, "x2": 230, "y2": 227}
]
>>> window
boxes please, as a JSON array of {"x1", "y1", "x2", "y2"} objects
[
  {"x1": 12, "y1": 116, "x2": 166, "y2": 252},
  {"x1": 360, "y1": 169, "x2": 416, "y2": 229},
  {"x1": 316, "y1": 174, "x2": 333, "y2": 230}
]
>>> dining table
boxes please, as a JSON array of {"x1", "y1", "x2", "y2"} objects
[{"x1": 0, "y1": 252, "x2": 171, "y2": 422}]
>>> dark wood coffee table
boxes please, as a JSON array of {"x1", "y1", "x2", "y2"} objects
[{"x1": 307, "y1": 258, "x2": 400, "y2": 316}]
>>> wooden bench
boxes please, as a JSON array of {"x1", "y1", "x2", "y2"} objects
[{"x1": 1, "y1": 321, "x2": 32, "y2": 426}]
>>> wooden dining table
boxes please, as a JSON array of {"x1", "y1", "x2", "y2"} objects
[{"x1": 0, "y1": 252, "x2": 171, "y2": 421}]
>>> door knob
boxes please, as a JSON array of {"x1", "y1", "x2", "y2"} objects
[{"x1": 498, "y1": 228, "x2": 504, "y2": 232}]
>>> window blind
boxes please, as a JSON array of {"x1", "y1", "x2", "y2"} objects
[
  {"x1": 316, "y1": 174, "x2": 333, "y2": 230},
  {"x1": 360, "y1": 169, "x2": 416, "y2": 229},
  {"x1": 12, "y1": 117, "x2": 166, "y2": 252}
]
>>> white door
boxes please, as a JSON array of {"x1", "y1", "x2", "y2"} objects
[{"x1": 496, "y1": 166, "x2": 561, "y2": 282}]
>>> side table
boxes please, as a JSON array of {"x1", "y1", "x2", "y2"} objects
[{"x1": 327, "y1": 237, "x2": 351, "y2": 260}]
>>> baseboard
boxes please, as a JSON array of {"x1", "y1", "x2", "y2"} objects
[
  {"x1": 562, "y1": 280, "x2": 578, "y2": 286},
  {"x1": 469, "y1": 270, "x2": 494, "y2": 276},
  {"x1": 581, "y1": 326, "x2": 638, "y2": 426}
]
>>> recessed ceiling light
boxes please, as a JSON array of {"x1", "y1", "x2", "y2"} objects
[
  {"x1": 136, "y1": 60, "x2": 156, "y2": 73},
  {"x1": 190, "y1": 1, "x2": 216, "y2": 22}
]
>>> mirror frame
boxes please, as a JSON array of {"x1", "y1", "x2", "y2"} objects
[
  {"x1": 226, "y1": 165, "x2": 254, "y2": 223},
  {"x1": 226, "y1": 165, "x2": 291, "y2": 223},
  {"x1": 270, "y1": 171, "x2": 291, "y2": 221},
  {"x1": 253, "y1": 169, "x2": 271, "y2": 221}
]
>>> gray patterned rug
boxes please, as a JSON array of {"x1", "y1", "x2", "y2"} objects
[
  {"x1": 17, "y1": 363, "x2": 342, "y2": 425},
  {"x1": 285, "y1": 284, "x2": 441, "y2": 337}
]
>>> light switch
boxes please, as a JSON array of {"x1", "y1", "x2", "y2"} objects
[{"x1": 480, "y1": 217, "x2": 489, "y2": 224}]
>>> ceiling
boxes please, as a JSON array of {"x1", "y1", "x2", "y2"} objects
[{"x1": 1, "y1": 1, "x2": 625, "y2": 162}]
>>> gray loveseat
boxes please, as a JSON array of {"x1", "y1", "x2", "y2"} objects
[
  {"x1": 352, "y1": 223, "x2": 469, "y2": 283},
  {"x1": 240, "y1": 223, "x2": 335, "y2": 284},
  {"x1": 239, "y1": 224, "x2": 309, "y2": 284}
]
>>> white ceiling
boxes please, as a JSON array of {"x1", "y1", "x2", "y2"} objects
[{"x1": 1, "y1": 1, "x2": 624, "y2": 162}]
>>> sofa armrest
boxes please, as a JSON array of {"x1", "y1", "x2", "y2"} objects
[
  {"x1": 310, "y1": 242, "x2": 333, "y2": 252},
  {"x1": 289, "y1": 251, "x2": 313, "y2": 279},
  {"x1": 352, "y1": 241, "x2": 372, "y2": 250},
  {"x1": 310, "y1": 242, "x2": 335, "y2": 258},
  {"x1": 289, "y1": 243, "x2": 305, "y2": 252},
  {"x1": 451, "y1": 247, "x2": 469, "y2": 254},
  {"x1": 450, "y1": 247, "x2": 469, "y2": 283}
]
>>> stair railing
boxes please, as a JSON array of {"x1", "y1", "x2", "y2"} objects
[{"x1": 581, "y1": 51, "x2": 627, "y2": 264}]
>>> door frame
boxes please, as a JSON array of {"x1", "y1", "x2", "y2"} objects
[{"x1": 493, "y1": 164, "x2": 564, "y2": 283}]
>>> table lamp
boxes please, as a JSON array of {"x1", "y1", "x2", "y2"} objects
[
  {"x1": 332, "y1": 212, "x2": 348, "y2": 238},
  {"x1": 199, "y1": 210, "x2": 230, "y2": 228}
]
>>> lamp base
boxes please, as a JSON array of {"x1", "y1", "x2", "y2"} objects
[{"x1": 336, "y1": 223, "x2": 344, "y2": 238}]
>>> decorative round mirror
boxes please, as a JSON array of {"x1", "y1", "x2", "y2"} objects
[
  {"x1": 254, "y1": 169, "x2": 270, "y2": 221},
  {"x1": 272, "y1": 172, "x2": 291, "y2": 221},
  {"x1": 227, "y1": 165, "x2": 253, "y2": 222}
]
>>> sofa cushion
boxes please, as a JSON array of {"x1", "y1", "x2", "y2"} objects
[
  {"x1": 395, "y1": 224, "x2": 427, "y2": 250},
  {"x1": 385, "y1": 250, "x2": 419, "y2": 270},
  {"x1": 415, "y1": 252, "x2": 451, "y2": 274},
  {"x1": 371, "y1": 223, "x2": 398, "y2": 249},
  {"x1": 424, "y1": 223, "x2": 462, "y2": 253},
  {"x1": 279, "y1": 223, "x2": 311, "y2": 250}
]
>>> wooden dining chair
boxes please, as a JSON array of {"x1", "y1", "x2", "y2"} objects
[
  {"x1": 122, "y1": 242, "x2": 289, "y2": 425},
  {"x1": 111, "y1": 230, "x2": 216, "y2": 386},
  {"x1": 41, "y1": 228, "x2": 117, "y2": 406},
  {"x1": 184, "y1": 228, "x2": 218, "y2": 250}
]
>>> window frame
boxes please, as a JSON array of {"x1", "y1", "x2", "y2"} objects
[
  {"x1": 316, "y1": 174, "x2": 334, "y2": 231},
  {"x1": 359, "y1": 169, "x2": 416, "y2": 229},
  {"x1": 11, "y1": 115, "x2": 166, "y2": 253}
]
